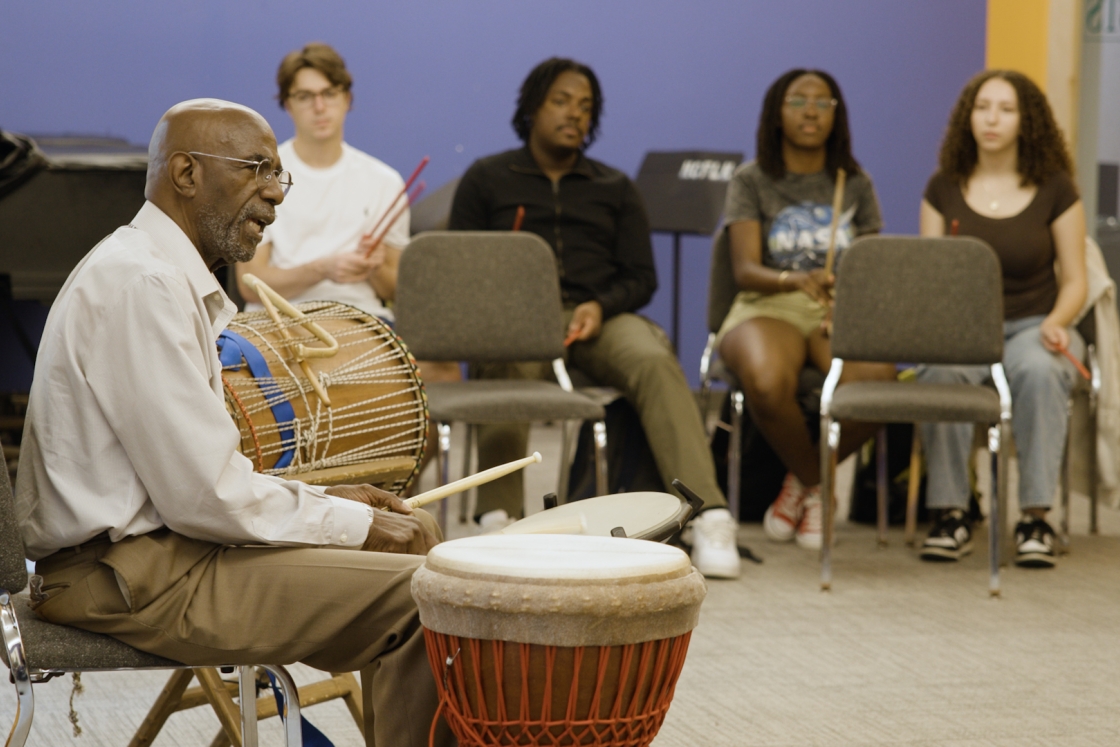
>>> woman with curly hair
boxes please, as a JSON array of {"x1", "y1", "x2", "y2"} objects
[
  {"x1": 918, "y1": 70, "x2": 1087, "y2": 568},
  {"x1": 717, "y1": 69, "x2": 895, "y2": 549}
]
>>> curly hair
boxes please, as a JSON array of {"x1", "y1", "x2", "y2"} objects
[
  {"x1": 276, "y1": 42, "x2": 353, "y2": 108},
  {"x1": 937, "y1": 70, "x2": 1073, "y2": 185},
  {"x1": 756, "y1": 69, "x2": 862, "y2": 180},
  {"x1": 511, "y1": 57, "x2": 603, "y2": 148}
]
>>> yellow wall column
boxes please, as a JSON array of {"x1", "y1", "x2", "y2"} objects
[{"x1": 986, "y1": 0, "x2": 1083, "y2": 151}]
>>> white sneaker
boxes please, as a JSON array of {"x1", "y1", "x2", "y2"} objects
[
  {"x1": 764, "y1": 473, "x2": 806, "y2": 542},
  {"x1": 477, "y1": 509, "x2": 515, "y2": 534},
  {"x1": 795, "y1": 490, "x2": 822, "y2": 550},
  {"x1": 689, "y1": 508, "x2": 741, "y2": 579}
]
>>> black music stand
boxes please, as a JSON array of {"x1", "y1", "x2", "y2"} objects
[{"x1": 634, "y1": 151, "x2": 743, "y2": 347}]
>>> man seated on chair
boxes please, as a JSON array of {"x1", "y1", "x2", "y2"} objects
[
  {"x1": 448, "y1": 56, "x2": 740, "y2": 579},
  {"x1": 235, "y1": 42, "x2": 460, "y2": 387},
  {"x1": 14, "y1": 99, "x2": 453, "y2": 747}
]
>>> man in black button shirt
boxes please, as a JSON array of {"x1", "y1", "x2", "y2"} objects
[{"x1": 449, "y1": 57, "x2": 740, "y2": 578}]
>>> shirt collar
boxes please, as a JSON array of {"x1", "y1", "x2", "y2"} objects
[
  {"x1": 509, "y1": 145, "x2": 596, "y2": 179},
  {"x1": 130, "y1": 201, "x2": 237, "y2": 336}
]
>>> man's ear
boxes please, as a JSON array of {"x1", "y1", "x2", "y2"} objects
[{"x1": 167, "y1": 152, "x2": 198, "y2": 197}]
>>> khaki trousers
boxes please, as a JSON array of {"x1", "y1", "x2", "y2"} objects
[
  {"x1": 473, "y1": 312, "x2": 727, "y2": 518},
  {"x1": 33, "y1": 511, "x2": 452, "y2": 747}
]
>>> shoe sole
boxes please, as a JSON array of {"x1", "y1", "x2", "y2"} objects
[
  {"x1": 919, "y1": 540, "x2": 972, "y2": 562},
  {"x1": 1015, "y1": 552, "x2": 1056, "y2": 568},
  {"x1": 697, "y1": 565, "x2": 742, "y2": 579}
]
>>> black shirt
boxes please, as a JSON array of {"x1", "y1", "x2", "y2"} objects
[
  {"x1": 924, "y1": 171, "x2": 1079, "y2": 320},
  {"x1": 448, "y1": 146, "x2": 657, "y2": 320}
]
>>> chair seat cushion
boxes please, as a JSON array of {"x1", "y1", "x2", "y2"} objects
[
  {"x1": 828, "y1": 381, "x2": 1002, "y2": 423},
  {"x1": 426, "y1": 380, "x2": 605, "y2": 423},
  {"x1": 3, "y1": 595, "x2": 179, "y2": 671}
]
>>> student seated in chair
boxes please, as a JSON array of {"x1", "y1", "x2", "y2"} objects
[
  {"x1": 448, "y1": 57, "x2": 740, "y2": 579},
  {"x1": 716, "y1": 69, "x2": 895, "y2": 551}
]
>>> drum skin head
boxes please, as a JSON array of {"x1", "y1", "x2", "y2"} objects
[
  {"x1": 412, "y1": 535, "x2": 707, "y2": 647},
  {"x1": 499, "y1": 492, "x2": 686, "y2": 541}
]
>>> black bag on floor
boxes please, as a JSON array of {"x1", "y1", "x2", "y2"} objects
[{"x1": 567, "y1": 396, "x2": 665, "y2": 501}]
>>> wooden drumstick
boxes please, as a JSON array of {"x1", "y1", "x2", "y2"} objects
[
  {"x1": 512, "y1": 205, "x2": 525, "y2": 232},
  {"x1": 404, "y1": 452, "x2": 543, "y2": 509},
  {"x1": 363, "y1": 181, "x2": 425, "y2": 259},
  {"x1": 362, "y1": 156, "x2": 429, "y2": 244},
  {"x1": 822, "y1": 167, "x2": 847, "y2": 279}
]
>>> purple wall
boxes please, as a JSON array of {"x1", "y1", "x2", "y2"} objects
[{"x1": 3, "y1": 1, "x2": 986, "y2": 386}]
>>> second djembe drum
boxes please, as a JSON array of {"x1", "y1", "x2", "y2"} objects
[{"x1": 412, "y1": 534, "x2": 706, "y2": 746}]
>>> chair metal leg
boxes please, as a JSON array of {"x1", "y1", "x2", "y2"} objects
[
  {"x1": 1, "y1": 591, "x2": 34, "y2": 747},
  {"x1": 876, "y1": 426, "x2": 889, "y2": 548},
  {"x1": 727, "y1": 389, "x2": 744, "y2": 522},
  {"x1": 557, "y1": 421, "x2": 573, "y2": 502},
  {"x1": 592, "y1": 420, "x2": 609, "y2": 496},
  {"x1": 1059, "y1": 412, "x2": 1072, "y2": 552},
  {"x1": 238, "y1": 667, "x2": 258, "y2": 747},
  {"x1": 904, "y1": 428, "x2": 921, "y2": 547},
  {"x1": 820, "y1": 417, "x2": 839, "y2": 591},
  {"x1": 987, "y1": 424, "x2": 1005, "y2": 598},
  {"x1": 458, "y1": 425, "x2": 474, "y2": 524},
  {"x1": 261, "y1": 665, "x2": 303, "y2": 747},
  {"x1": 437, "y1": 422, "x2": 452, "y2": 531}
]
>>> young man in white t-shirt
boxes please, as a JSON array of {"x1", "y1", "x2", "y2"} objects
[{"x1": 236, "y1": 42, "x2": 407, "y2": 321}]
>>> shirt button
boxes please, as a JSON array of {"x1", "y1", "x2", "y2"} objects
[{"x1": 340, "y1": 532, "x2": 348, "y2": 543}]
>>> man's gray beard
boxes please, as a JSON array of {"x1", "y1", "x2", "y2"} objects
[{"x1": 197, "y1": 203, "x2": 257, "y2": 265}]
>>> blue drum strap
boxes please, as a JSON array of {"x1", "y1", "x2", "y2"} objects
[
  {"x1": 217, "y1": 330, "x2": 296, "y2": 470},
  {"x1": 265, "y1": 671, "x2": 335, "y2": 747}
]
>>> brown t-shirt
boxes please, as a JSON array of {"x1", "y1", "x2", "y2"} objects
[{"x1": 924, "y1": 171, "x2": 1079, "y2": 320}]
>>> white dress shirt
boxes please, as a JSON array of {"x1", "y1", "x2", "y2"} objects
[{"x1": 15, "y1": 201, "x2": 373, "y2": 560}]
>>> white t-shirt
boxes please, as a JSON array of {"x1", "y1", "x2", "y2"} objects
[{"x1": 254, "y1": 140, "x2": 410, "y2": 320}]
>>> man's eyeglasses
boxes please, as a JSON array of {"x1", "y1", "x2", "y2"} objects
[
  {"x1": 188, "y1": 152, "x2": 293, "y2": 195},
  {"x1": 784, "y1": 96, "x2": 838, "y2": 112},
  {"x1": 288, "y1": 87, "x2": 346, "y2": 108}
]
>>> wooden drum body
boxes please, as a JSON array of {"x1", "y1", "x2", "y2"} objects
[
  {"x1": 219, "y1": 301, "x2": 428, "y2": 492},
  {"x1": 412, "y1": 535, "x2": 706, "y2": 746}
]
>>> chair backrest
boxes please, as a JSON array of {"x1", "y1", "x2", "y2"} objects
[
  {"x1": 0, "y1": 467, "x2": 28, "y2": 594},
  {"x1": 831, "y1": 235, "x2": 1004, "y2": 365},
  {"x1": 395, "y1": 231, "x2": 566, "y2": 362},
  {"x1": 707, "y1": 227, "x2": 739, "y2": 334}
]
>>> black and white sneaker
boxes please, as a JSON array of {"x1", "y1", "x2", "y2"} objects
[
  {"x1": 920, "y1": 509, "x2": 973, "y2": 562},
  {"x1": 1015, "y1": 517, "x2": 1057, "y2": 568}
]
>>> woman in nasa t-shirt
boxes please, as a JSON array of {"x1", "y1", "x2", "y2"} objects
[{"x1": 716, "y1": 68, "x2": 894, "y2": 550}]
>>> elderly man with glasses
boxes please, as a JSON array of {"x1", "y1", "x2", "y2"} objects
[{"x1": 15, "y1": 98, "x2": 453, "y2": 747}]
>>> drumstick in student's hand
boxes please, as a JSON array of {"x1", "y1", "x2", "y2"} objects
[
  {"x1": 1058, "y1": 345, "x2": 1091, "y2": 381},
  {"x1": 950, "y1": 219, "x2": 960, "y2": 236},
  {"x1": 512, "y1": 205, "x2": 525, "y2": 232},
  {"x1": 404, "y1": 452, "x2": 543, "y2": 509},
  {"x1": 363, "y1": 181, "x2": 426, "y2": 259},
  {"x1": 822, "y1": 167, "x2": 847, "y2": 279},
  {"x1": 362, "y1": 156, "x2": 430, "y2": 243}
]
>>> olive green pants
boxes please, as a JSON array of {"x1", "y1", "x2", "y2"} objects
[
  {"x1": 32, "y1": 510, "x2": 452, "y2": 747},
  {"x1": 473, "y1": 311, "x2": 726, "y2": 518}
]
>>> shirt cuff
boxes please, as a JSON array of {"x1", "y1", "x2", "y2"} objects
[{"x1": 328, "y1": 496, "x2": 374, "y2": 547}]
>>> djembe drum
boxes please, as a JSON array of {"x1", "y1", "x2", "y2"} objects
[
  {"x1": 412, "y1": 534, "x2": 706, "y2": 747},
  {"x1": 219, "y1": 299, "x2": 428, "y2": 493}
]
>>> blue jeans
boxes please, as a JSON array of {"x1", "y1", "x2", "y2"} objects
[{"x1": 917, "y1": 315, "x2": 1083, "y2": 512}]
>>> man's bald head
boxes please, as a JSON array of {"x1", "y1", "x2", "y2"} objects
[{"x1": 144, "y1": 99, "x2": 284, "y2": 270}]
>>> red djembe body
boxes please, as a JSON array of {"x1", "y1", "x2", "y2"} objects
[{"x1": 411, "y1": 534, "x2": 707, "y2": 746}]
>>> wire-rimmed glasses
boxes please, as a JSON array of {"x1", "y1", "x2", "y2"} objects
[{"x1": 187, "y1": 152, "x2": 293, "y2": 195}]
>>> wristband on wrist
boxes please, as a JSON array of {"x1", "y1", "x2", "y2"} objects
[{"x1": 777, "y1": 270, "x2": 791, "y2": 290}]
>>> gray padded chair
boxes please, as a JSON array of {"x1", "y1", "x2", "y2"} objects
[
  {"x1": 395, "y1": 232, "x2": 608, "y2": 522},
  {"x1": 820, "y1": 236, "x2": 1011, "y2": 596},
  {"x1": 0, "y1": 468, "x2": 304, "y2": 747}
]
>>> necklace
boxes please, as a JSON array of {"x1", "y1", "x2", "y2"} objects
[{"x1": 979, "y1": 179, "x2": 1000, "y2": 212}]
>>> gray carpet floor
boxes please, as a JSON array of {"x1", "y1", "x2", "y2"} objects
[{"x1": 4, "y1": 422, "x2": 1119, "y2": 746}]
